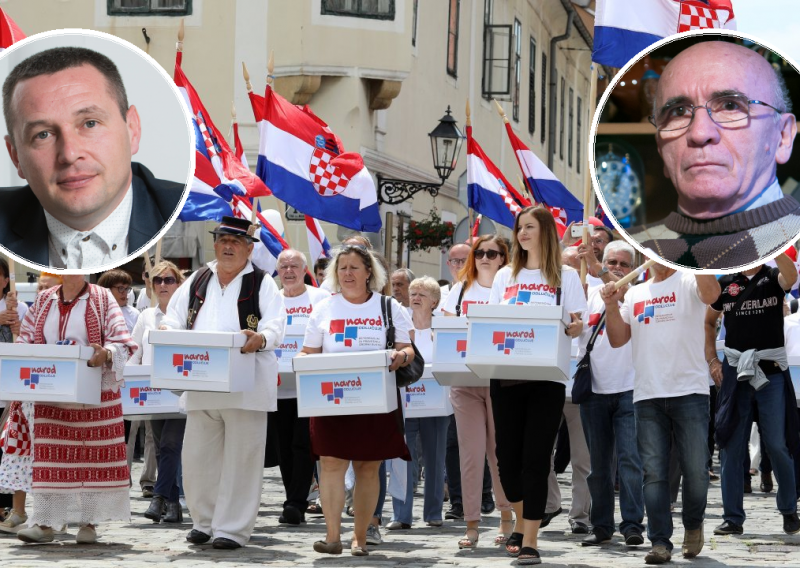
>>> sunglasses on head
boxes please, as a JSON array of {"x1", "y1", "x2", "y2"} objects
[
  {"x1": 474, "y1": 249, "x2": 502, "y2": 260},
  {"x1": 153, "y1": 276, "x2": 177, "y2": 285}
]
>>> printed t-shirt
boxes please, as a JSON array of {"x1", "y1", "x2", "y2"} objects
[
  {"x1": 280, "y1": 286, "x2": 331, "y2": 399},
  {"x1": 489, "y1": 265, "x2": 587, "y2": 315},
  {"x1": 442, "y1": 281, "x2": 491, "y2": 316}
]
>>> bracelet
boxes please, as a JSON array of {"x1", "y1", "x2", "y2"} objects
[
  {"x1": 402, "y1": 351, "x2": 409, "y2": 365},
  {"x1": 260, "y1": 334, "x2": 267, "y2": 351},
  {"x1": 707, "y1": 357, "x2": 720, "y2": 366}
]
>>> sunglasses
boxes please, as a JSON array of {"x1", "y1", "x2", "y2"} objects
[
  {"x1": 474, "y1": 249, "x2": 503, "y2": 260},
  {"x1": 113, "y1": 285, "x2": 132, "y2": 294},
  {"x1": 153, "y1": 276, "x2": 177, "y2": 285}
]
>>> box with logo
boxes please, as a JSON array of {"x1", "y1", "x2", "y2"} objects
[
  {"x1": 0, "y1": 343, "x2": 101, "y2": 404},
  {"x1": 402, "y1": 365, "x2": 453, "y2": 417},
  {"x1": 565, "y1": 342, "x2": 580, "y2": 403},
  {"x1": 465, "y1": 304, "x2": 571, "y2": 381},
  {"x1": 293, "y1": 350, "x2": 397, "y2": 417},
  {"x1": 277, "y1": 324, "x2": 306, "y2": 392},
  {"x1": 785, "y1": 355, "x2": 800, "y2": 403},
  {"x1": 431, "y1": 316, "x2": 490, "y2": 387},
  {"x1": 121, "y1": 365, "x2": 183, "y2": 419},
  {"x1": 149, "y1": 330, "x2": 255, "y2": 392}
]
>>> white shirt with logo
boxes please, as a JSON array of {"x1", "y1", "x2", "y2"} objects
[
  {"x1": 578, "y1": 286, "x2": 635, "y2": 394},
  {"x1": 489, "y1": 265, "x2": 587, "y2": 316},
  {"x1": 619, "y1": 271, "x2": 708, "y2": 403},
  {"x1": 279, "y1": 286, "x2": 331, "y2": 399},
  {"x1": 442, "y1": 281, "x2": 491, "y2": 316}
]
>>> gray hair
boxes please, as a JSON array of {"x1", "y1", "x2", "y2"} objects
[
  {"x1": 324, "y1": 244, "x2": 387, "y2": 293},
  {"x1": 277, "y1": 249, "x2": 308, "y2": 268},
  {"x1": 603, "y1": 240, "x2": 636, "y2": 264},
  {"x1": 772, "y1": 65, "x2": 793, "y2": 113},
  {"x1": 409, "y1": 276, "x2": 442, "y2": 308},
  {"x1": 391, "y1": 268, "x2": 416, "y2": 284}
]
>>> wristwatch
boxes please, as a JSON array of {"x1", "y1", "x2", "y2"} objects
[
  {"x1": 597, "y1": 266, "x2": 610, "y2": 278},
  {"x1": 105, "y1": 348, "x2": 112, "y2": 363}
]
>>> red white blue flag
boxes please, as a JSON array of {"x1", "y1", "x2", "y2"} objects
[
  {"x1": 0, "y1": 9, "x2": 24, "y2": 52},
  {"x1": 256, "y1": 86, "x2": 381, "y2": 232},
  {"x1": 593, "y1": 0, "x2": 736, "y2": 68},
  {"x1": 306, "y1": 215, "x2": 331, "y2": 263}
]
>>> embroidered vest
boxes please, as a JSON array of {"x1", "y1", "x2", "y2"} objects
[{"x1": 186, "y1": 266, "x2": 265, "y2": 331}]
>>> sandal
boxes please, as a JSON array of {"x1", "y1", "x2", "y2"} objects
[
  {"x1": 505, "y1": 532, "x2": 523, "y2": 557},
  {"x1": 350, "y1": 543, "x2": 369, "y2": 556},
  {"x1": 313, "y1": 540, "x2": 343, "y2": 555},
  {"x1": 495, "y1": 519, "x2": 514, "y2": 545},
  {"x1": 457, "y1": 528, "x2": 480, "y2": 549},
  {"x1": 517, "y1": 546, "x2": 542, "y2": 565},
  {"x1": 306, "y1": 503, "x2": 323, "y2": 515}
]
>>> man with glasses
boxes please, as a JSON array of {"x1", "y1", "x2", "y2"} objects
[{"x1": 628, "y1": 41, "x2": 799, "y2": 269}]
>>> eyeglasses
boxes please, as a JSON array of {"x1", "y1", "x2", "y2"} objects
[
  {"x1": 474, "y1": 249, "x2": 503, "y2": 260},
  {"x1": 605, "y1": 260, "x2": 632, "y2": 269},
  {"x1": 649, "y1": 93, "x2": 783, "y2": 132},
  {"x1": 153, "y1": 276, "x2": 177, "y2": 286},
  {"x1": 113, "y1": 285, "x2": 132, "y2": 294},
  {"x1": 448, "y1": 258, "x2": 467, "y2": 266}
]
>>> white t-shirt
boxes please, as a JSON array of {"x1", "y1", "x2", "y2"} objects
[
  {"x1": 414, "y1": 326, "x2": 434, "y2": 363},
  {"x1": 282, "y1": 286, "x2": 331, "y2": 327},
  {"x1": 489, "y1": 265, "x2": 587, "y2": 316},
  {"x1": 120, "y1": 304, "x2": 140, "y2": 333},
  {"x1": 620, "y1": 271, "x2": 709, "y2": 403},
  {"x1": 442, "y1": 281, "x2": 492, "y2": 316},
  {"x1": 304, "y1": 294, "x2": 411, "y2": 353},
  {"x1": 578, "y1": 287, "x2": 635, "y2": 394}
]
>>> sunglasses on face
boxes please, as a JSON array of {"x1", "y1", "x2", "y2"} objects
[
  {"x1": 474, "y1": 249, "x2": 502, "y2": 260},
  {"x1": 153, "y1": 276, "x2": 177, "y2": 286},
  {"x1": 113, "y1": 286, "x2": 132, "y2": 294}
]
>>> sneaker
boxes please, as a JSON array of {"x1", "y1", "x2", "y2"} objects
[
  {"x1": 783, "y1": 512, "x2": 800, "y2": 535},
  {"x1": 426, "y1": 520, "x2": 443, "y2": 527},
  {"x1": 582, "y1": 532, "x2": 612, "y2": 546},
  {"x1": 624, "y1": 531, "x2": 645, "y2": 546},
  {"x1": 385, "y1": 521, "x2": 411, "y2": 530},
  {"x1": 142, "y1": 485, "x2": 155, "y2": 498},
  {"x1": 682, "y1": 526, "x2": 703, "y2": 558},
  {"x1": 713, "y1": 521, "x2": 743, "y2": 535},
  {"x1": 366, "y1": 523, "x2": 382, "y2": 545},
  {"x1": 644, "y1": 544, "x2": 672, "y2": 564},
  {"x1": 445, "y1": 504, "x2": 464, "y2": 520},
  {"x1": 569, "y1": 520, "x2": 589, "y2": 534},
  {"x1": 76, "y1": 525, "x2": 97, "y2": 544},
  {"x1": 0, "y1": 509, "x2": 28, "y2": 533},
  {"x1": 17, "y1": 525, "x2": 54, "y2": 544}
]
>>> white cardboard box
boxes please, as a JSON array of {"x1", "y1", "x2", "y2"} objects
[
  {"x1": 565, "y1": 342, "x2": 580, "y2": 403},
  {"x1": 121, "y1": 365, "x2": 183, "y2": 419},
  {"x1": 431, "y1": 316, "x2": 489, "y2": 387},
  {"x1": 149, "y1": 330, "x2": 255, "y2": 393},
  {"x1": 277, "y1": 324, "x2": 306, "y2": 392},
  {"x1": 0, "y1": 343, "x2": 102, "y2": 404},
  {"x1": 293, "y1": 350, "x2": 397, "y2": 417},
  {"x1": 402, "y1": 365, "x2": 453, "y2": 417},
  {"x1": 466, "y1": 304, "x2": 571, "y2": 381},
  {"x1": 785, "y1": 355, "x2": 800, "y2": 403}
]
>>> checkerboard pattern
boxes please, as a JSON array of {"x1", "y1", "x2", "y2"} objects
[
  {"x1": 678, "y1": 2, "x2": 721, "y2": 32},
  {"x1": 310, "y1": 148, "x2": 350, "y2": 196}
]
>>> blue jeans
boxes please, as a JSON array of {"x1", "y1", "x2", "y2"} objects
[
  {"x1": 720, "y1": 365, "x2": 797, "y2": 525},
  {"x1": 152, "y1": 418, "x2": 187, "y2": 502},
  {"x1": 374, "y1": 461, "x2": 386, "y2": 521},
  {"x1": 580, "y1": 390, "x2": 644, "y2": 537},
  {"x1": 391, "y1": 416, "x2": 449, "y2": 524},
  {"x1": 635, "y1": 394, "x2": 709, "y2": 551}
]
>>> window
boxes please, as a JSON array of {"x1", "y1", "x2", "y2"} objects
[
  {"x1": 512, "y1": 19, "x2": 522, "y2": 122},
  {"x1": 577, "y1": 97, "x2": 582, "y2": 173},
  {"x1": 482, "y1": 24, "x2": 512, "y2": 98},
  {"x1": 321, "y1": 0, "x2": 395, "y2": 20},
  {"x1": 559, "y1": 77, "x2": 565, "y2": 160},
  {"x1": 412, "y1": 0, "x2": 419, "y2": 46},
  {"x1": 568, "y1": 87, "x2": 574, "y2": 168},
  {"x1": 540, "y1": 52, "x2": 547, "y2": 145},
  {"x1": 108, "y1": 0, "x2": 190, "y2": 15},
  {"x1": 447, "y1": 0, "x2": 460, "y2": 77},
  {"x1": 528, "y1": 37, "x2": 536, "y2": 135}
]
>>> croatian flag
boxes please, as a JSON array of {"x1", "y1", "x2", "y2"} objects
[
  {"x1": 256, "y1": 86, "x2": 381, "y2": 232},
  {"x1": 503, "y1": 123, "x2": 583, "y2": 226},
  {"x1": 173, "y1": 62, "x2": 269, "y2": 222},
  {"x1": 593, "y1": 0, "x2": 736, "y2": 68},
  {"x1": 0, "y1": 9, "x2": 24, "y2": 51},
  {"x1": 595, "y1": 203, "x2": 616, "y2": 229},
  {"x1": 466, "y1": 125, "x2": 528, "y2": 229},
  {"x1": 306, "y1": 216, "x2": 331, "y2": 262}
]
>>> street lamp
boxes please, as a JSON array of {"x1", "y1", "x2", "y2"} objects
[{"x1": 377, "y1": 106, "x2": 465, "y2": 205}]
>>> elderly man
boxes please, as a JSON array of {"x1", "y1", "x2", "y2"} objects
[
  {"x1": 162, "y1": 216, "x2": 285, "y2": 550},
  {"x1": 579, "y1": 241, "x2": 645, "y2": 547},
  {"x1": 601, "y1": 264, "x2": 720, "y2": 564},
  {"x1": 627, "y1": 41, "x2": 799, "y2": 269},
  {"x1": 1, "y1": 47, "x2": 184, "y2": 269},
  {"x1": 391, "y1": 268, "x2": 415, "y2": 309},
  {"x1": 705, "y1": 253, "x2": 800, "y2": 536},
  {"x1": 272, "y1": 249, "x2": 330, "y2": 525}
]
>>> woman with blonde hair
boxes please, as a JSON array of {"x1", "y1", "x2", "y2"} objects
[
  {"x1": 488, "y1": 206, "x2": 586, "y2": 565},
  {"x1": 442, "y1": 234, "x2": 515, "y2": 549}
]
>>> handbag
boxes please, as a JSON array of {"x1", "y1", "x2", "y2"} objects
[
  {"x1": 0, "y1": 401, "x2": 31, "y2": 456},
  {"x1": 381, "y1": 295, "x2": 425, "y2": 388},
  {"x1": 571, "y1": 311, "x2": 605, "y2": 404}
]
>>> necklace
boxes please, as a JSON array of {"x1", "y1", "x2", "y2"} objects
[{"x1": 57, "y1": 282, "x2": 89, "y2": 341}]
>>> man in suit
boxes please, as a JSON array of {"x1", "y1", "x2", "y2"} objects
[{"x1": 1, "y1": 46, "x2": 185, "y2": 269}]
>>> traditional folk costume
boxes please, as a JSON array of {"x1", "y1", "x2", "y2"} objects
[{"x1": 17, "y1": 284, "x2": 136, "y2": 527}]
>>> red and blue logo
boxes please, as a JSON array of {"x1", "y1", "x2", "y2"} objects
[
  {"x1": 172, "y1": 351, "x2": 210, "y2": 376},
  {"x1": 492, "y1": 329, "x2": 536, "y2": 355},
  {"x1": 633, "y1": 301, "x2": 655, "y2": 324},
  {"x1": 19, "y1": 365, "x2": 56, "y2": 389},
  {"x1": 503, "y1": 285, "x2": 531, "y2": 305},
  {"x1": 330, "y1": 319, "x2": 359, "y2": 347},
  {"x1": 405, "y1": 382, "x2": 426, "y2": 406},
  {"x1": 456, "y1": 339, "x2": 467, "y2": 358},
  {"x1": 129, "y1": 386, "x2": 161, "y2": 406},
  {"x1": 320, "y1": 376, "x2": 362, "y2": 404}
]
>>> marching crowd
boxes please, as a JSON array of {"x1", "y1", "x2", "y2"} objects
[{"x1": 0, "y1": 209, "x2": 799, "y2": 565}]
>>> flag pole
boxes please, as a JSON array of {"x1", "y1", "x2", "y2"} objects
[
  {"x1": 613, "y1": 258, "x2": 656, "y2": 290},
  {"x1": 143, "y1": 252, "x2": 156, "y2": 308},
  {"x1": 580, "y1": 65, "x2": 599, "y2": 285},
  {"x1": 242, "y1": 61, "x2": 252, "y2": 94},
  {"x1": 7, "y1": 257, "x2": 16, "y2": 341},
  {"x1": 466, "y1": 98, "x2": 474, "y2": 237},
  {"x1": 176, "y1": 18, "x2": 184, "y2": 67},
  {"x1": 266, "y1": 50, "x2": 292, "y2": 237},
  {"x1": 492, "y1": 99, "x2": 535, "y2": 206}
]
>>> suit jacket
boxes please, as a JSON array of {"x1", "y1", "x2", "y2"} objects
[{"x1": 0, "y1": 163, "x2": 185, "y2": 268}]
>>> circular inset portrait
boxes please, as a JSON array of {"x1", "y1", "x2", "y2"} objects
[
  {"x1": 0, "y1": 29, "x2": 193, "y2": 275},
  {"x1": 592, "y1": 29, "x2": 800, "y2": 274}
]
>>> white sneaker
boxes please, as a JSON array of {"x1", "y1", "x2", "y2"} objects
[
  {"x1": 17, "y1": 524, "x2": 54, "y2": 543},
  {"x1": 53, "y1": 525, "x2": 68, "y2": 535},
  {"x1": 76, "y1": 525, "x2": 97, "y2": 544},
  {"x1": 365, "y1": 524, "x2": 382, "y2": 545},
  {"x1": 0, "y1": 509, "x2": 28, "y2": 533}
]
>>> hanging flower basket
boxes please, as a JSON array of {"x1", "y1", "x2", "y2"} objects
[{"x1": 404, "y1": 209, "x2": 454, "y2": 253}]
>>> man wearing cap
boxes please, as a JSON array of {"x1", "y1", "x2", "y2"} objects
[
  {"x1": 627, "y1": 41, "x2": 799, "y2": 269},
  {"x1": 161, "y1": 216, "x2": 286, "y2": 550}
]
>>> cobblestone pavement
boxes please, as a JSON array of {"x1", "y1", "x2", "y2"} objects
[{"x1": 1, "y1": 461, "x2": 800, "y2": 567}]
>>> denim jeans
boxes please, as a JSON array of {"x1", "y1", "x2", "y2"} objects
[
  {"x1": 635, "y1": 394, "x2": 709, "y2": 551},
  {"x1": 720, "y1": 365, "x2": 798, "y2": 525},
  {"x1": 152, "y1": 418, "x2": 187, "y2": 502},
  {"x1": 374, "y1": 461, "x2": 387, "y2": 521},
  {"x1": 391, "y1": 416, "x2": 449, "y2": 524},
  {"x1": 580, "y1": 390, "x2": 644, "y2": 537}
]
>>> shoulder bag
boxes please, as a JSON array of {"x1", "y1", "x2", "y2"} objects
[{"x1": 381, "y1": 295, "x2": 425, "y2": 388}]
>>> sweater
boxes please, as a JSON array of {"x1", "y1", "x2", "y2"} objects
[{"x1": 627, "y1": 196, "x2": 800, "y2": 269}]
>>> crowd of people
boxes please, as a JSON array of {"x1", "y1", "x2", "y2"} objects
[{"x1": 0, "y1": 211, "x2": 799, "y2": 565}]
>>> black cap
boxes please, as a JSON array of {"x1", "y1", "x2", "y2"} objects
[{"x1": 209, "y1": 216, "x2": 260, "y2": 242}]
